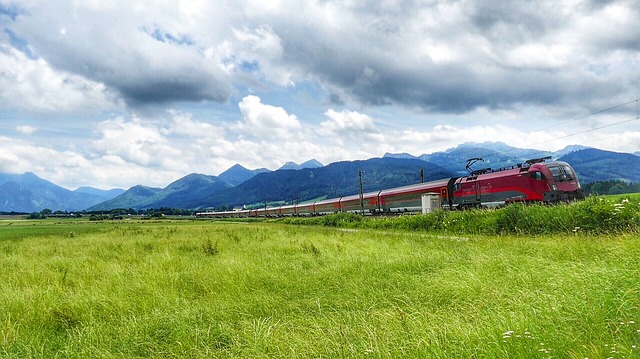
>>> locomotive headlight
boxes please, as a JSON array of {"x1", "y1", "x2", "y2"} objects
[{"x1": 551, "y1": 184, "x2": 558, "y2": 191}]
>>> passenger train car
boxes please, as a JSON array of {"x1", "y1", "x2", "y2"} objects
[{"x1": 196, "y1": 157, "x2": 584, "y2": 218}]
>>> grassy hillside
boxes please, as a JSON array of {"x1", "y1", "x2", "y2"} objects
[
  {"x1": 1, "y1": 218, "x2": 639, "y2": 357},
  {"x1": 87, "y1": 185, "x2": 162, "y2": 211}
]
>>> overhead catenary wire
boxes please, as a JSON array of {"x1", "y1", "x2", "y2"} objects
[
  {"x1": 528, "y1": 113, "x2": 640, "y2": 147},
  {"x1": 537, "y1": 98, "x2": 639, "y2": 131}
]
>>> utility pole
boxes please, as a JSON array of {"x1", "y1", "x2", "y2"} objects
[
  {"x1": 420, "y1": 168, "x2": 424, "y2": 183},
  {"x1": 359, "y1": 170, "x2": 364, "y2": 215}
]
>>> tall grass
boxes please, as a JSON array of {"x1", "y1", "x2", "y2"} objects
[
  {"x1": 1, "y1": 219, "x2": 639, "y2": 357},
  {"x1": 284, "y1": 195, "x2": 640, "y2": 236}
]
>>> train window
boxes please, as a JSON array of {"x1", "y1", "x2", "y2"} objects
[
  {"x1": 549, "y1": 166, "x2": 573, "y2": 181},
  {"x1": 562, "y1": 165, "x2": 574, "y2": 180},
  {"x1": 529, "y1": 171, "x2": 545, "y2": 180}
]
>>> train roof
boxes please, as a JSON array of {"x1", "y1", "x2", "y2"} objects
[
  {"x1": 378, "y1": 178, "x2": 451, "y2": 196},
  {"x1": 461, "y1": 166, "x2": 524, "y2": 181},
  {"x1": 460, "y1": 158, "x2": 577, "y2": 182}
]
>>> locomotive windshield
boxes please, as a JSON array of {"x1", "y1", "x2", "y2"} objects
[{"x1": 548, "y1": 165, "x2": 574, "y2": 182}]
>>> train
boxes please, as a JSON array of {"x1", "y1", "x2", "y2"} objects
[{"x1": 195, "y1": 157, "x2": 585, "y2": 218}]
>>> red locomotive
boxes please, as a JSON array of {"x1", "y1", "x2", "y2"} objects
[{"x1": 196, "y1": 157, "x2": 584, "y2": 218}]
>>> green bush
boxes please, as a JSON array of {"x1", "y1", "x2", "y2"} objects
[
  {"x1": 285, "y1": 196, "x2": 640, "y2": 236},
  {"x1": 571, "y1": 196, "x2": 639, "y2": 233}
]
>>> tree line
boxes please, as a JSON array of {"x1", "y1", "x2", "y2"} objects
[
  {"x1": 26, "y1": 207, "x2": 196, "y2": 219},
  {"x1": 582, "y1": 180, "x2": 640, "y2": 196}
]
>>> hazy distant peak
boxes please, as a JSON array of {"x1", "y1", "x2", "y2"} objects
[
  {"x1": 555, "y1": 145, "x2": 592, "y2": 156},
  {"x1": 279, "y1": 161, "x2": 300, "y2": 170},
  {"x1": 226, "y1": 163, "x2": 248, "y2": 171},
  {"x1": 278, "y1": 159, "x2": 323, "y2": 171},
  {"x1": 383, "y1": 152, "x2": 417, "y2": 160},
  {"x1": 219, "y1": 164, "x2": 271, "y2": 186},
  {"x1": 300, "y1": 159, "x2": 324, "y2": 168}
]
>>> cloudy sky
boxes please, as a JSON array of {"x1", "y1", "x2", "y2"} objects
[{"x1": 1, "y1": 0, "x2": 639, "y2": 190}]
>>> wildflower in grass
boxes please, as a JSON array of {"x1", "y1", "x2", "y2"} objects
[{"x1": 613, "y1": 203, "x2": 624, "y2": 215}]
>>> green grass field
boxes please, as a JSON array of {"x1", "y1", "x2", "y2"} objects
[{"x1": 1, "y1": 200, "x2": 639, "y2": 357}]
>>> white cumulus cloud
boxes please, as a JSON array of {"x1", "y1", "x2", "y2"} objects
[
  {"x1": 92, "y1": 117, "x2": 185, "y2": 169},
  {"x1": 320, "y1": 109, "x2": 384, "y2": 144},
  {"x1": 0, "y1": 44, "x2": 116, "y2": 114},
  {"x1": 235, "y1": 95, "x2": 301, "y2": 138}
]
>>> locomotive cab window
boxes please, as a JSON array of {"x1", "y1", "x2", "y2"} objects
[
  {"x1": 549, "y1": 166, "x2": 573, "y2": 181},
  {"x1": 529, "y1": 171, "x2": 545, "y2": 180}
]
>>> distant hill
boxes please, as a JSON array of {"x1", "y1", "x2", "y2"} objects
[
  {"x1": 554, "y1": 145, "x2": 592, "y2": 157},
  {"x1": 138, "y1": 173, "x2": 231, "y2": 209},
  {"x1": 86, "y1": 185, "x2": 163, "y2": 211},
  {"x1": 383, "y1": 152, "x2": 416, "y2": 160},
  {"x1": 278, "y1": 159, "x2": 324, "y2": 171},
  {"x1": 279, "y1": 162, "x2": 302, "y2": 170},
  {"x1": 88, "y1": 173, "x2": 233, "y2": 211},
  {"x1": 0, "y1": 172, "x2": 121, "y2": 212},
  {"x1": 301, "y1": 159, "x2": 324, "y2": 168},
  {"x1": 74, "y1": 186, "x2": 125, "y2": 201},
  {"x1": 218, "y1": 164, "x2": 270, "y2": 186},
  {"x1": 558, "y1": 148, "x2": 640, "y2": 183}
]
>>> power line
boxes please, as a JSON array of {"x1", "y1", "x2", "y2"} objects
[
  {"x1": 538, "y1": 98, "x2": 639, "y2": 131},
  {"x1": 529, "y1": 115, "x2": 640, "y2": 147}
]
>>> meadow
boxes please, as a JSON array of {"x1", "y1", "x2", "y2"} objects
[{"x1": 1, "y1": 197, "x2": 639, "y2": 358}]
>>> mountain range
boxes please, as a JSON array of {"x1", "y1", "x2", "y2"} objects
[
  {"x1": 0, "y1": 173, "x2": 124, "y2": 213},
  {"x1": 3, "y1": 142, "x2": 640, "y2": 213}
]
